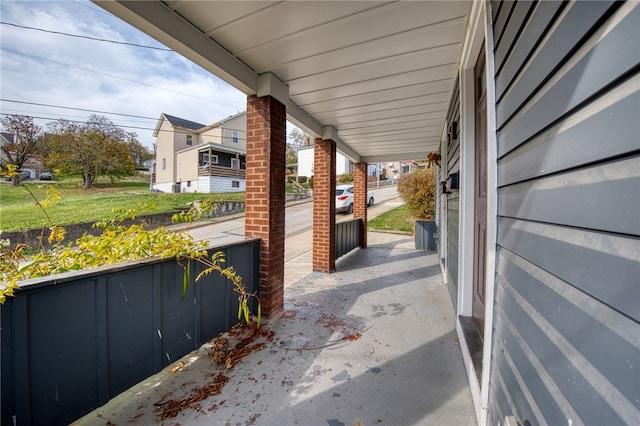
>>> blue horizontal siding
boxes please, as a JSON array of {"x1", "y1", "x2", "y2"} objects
[{"x1": 489, "y1": 1, "x2": 640, "y2": 424}]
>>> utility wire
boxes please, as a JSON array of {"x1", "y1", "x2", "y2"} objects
[
  {"x1": 0, "y1": 112, "x2": 248, "y2": 137},
  {"x1": 0, "y1": 47, "x2": 219, "y2": 104},
  {"x1": 0, "y1": 101, "x2": 248, "y2": 134},
  {"x1": 1, "y1": 47, "x2": 245, "y2": 110},
  {"x1": 0, "y1": 21, "x2": 173, "y2": 52},
  {"x1": 1, "y1": 99, "x2": 159, "y2": 121}
]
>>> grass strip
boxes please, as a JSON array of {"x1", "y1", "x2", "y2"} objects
[
  {"x1": 0, "y1": 179, "x2": 244, "y2": 231},
  {"x1": 367, "y1": 203, "x2": 414, "y2": 233}
]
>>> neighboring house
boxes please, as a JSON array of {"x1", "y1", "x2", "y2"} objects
[
  {"x1": 0, "y1": 131, "x2": 45, "y2": 178},
  {"x1": 297, "y1": 144, "x2": 351, "y2": 179},
  {"x1": 387, "y1": 161, "x2": 419, "y2": 179},
  {"x1": 152, "y1": 112, "x2": 246, "y2": 193}
]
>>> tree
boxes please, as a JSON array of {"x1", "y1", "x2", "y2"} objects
[
  {"x1": 0, "y1": 115, "x2": 43, "y2": 186},
  {"x1": 286, "y1": 127, "x2": 311, "y2": 164},
  {"x1": 126, "y1": 133, "x2": 154, "y2": 169},
  {"x1": 46, "y1": 115, "x2": 133, "y2": 189}
]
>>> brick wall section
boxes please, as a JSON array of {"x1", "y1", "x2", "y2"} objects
[
  {"x1": 245, "y1": 95, "x2": 286, "y2": 317},
  {"x1": 353, "y1": 162, "x2": 368, "y2": 248},
  {"x1": 312, "y1": 138, "x2": 336, "y2": 272}
]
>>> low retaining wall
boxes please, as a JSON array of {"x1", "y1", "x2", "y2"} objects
[
  {"x1": 285, "y1": 190, "x2": 312, "y2": 202},
  {"x1": 3, "y1": 201, "x2": 246, "y2": 249}
]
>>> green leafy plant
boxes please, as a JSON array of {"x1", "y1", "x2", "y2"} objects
[
  {"x1": 338, "y1": 172, "x2": 353, "y2": 183},
  {"x1": 397, "y1": 167, "x2": 436, "y2": 220},
  {"x1": 0, "y1": 167, "x2": 260, "y2": 326},
  {"x1": 171, "y1": 198, "x2": 224, "y2": 223}
]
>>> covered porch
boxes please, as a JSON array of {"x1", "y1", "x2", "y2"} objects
[
  {"x1": 91, "y1": 0, "x2": 482, "y2": 422},
  {"x1": 75, "y1": 230, "x2": 475, "y2": 425},
  {"x1": 90, "y1": 1, "x2": 640, "y2": 425}
]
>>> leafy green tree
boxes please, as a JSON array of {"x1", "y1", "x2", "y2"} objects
[
  {"x1": 0, "y1": 115, "x2": 43, "y2": 186},
  {"x1": 46, "y1": 115, "x2": 133, "y2": 189}
]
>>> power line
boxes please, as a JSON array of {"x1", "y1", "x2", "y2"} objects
[
  {"x1": 0, "y1": 21, "x2": 173, "y2": 52},
  {"x1": 0, "y1": 100, "x2": 248, "y2": 134},
  {"x1": 69, "y1": 0, "x2": 122, "y2": 18},
  {"x1": 0, "y1": 99, "x2": 159, "y2": 121},
  {"x1": 0, "y1": 112, "x2": 248, "y2": 137},
  {"x1": 0, "y1": 112, "x2": 156, "y2": 132},
  {"x1": 1, "y1": 47, "x2": 219, "y2": 104},
  {"x1": 1, "y1": 46, "x2": 245, "y2": 110}
]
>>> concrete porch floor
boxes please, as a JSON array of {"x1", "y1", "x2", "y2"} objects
[{"x1": 74, "y1": 231, "x2": 476, "y2": 426}]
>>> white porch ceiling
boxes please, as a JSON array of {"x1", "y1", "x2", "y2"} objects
[{"x1": 94, "y1": 1, "x2": 470, "y2": 163}]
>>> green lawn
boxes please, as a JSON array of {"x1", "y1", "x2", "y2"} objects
[
  {"x1": 368, "y1": 203, "x2": 415, "y2": 233},
  {"x1": 0, "y1": 178, "x2": 245, "y2": 231}
]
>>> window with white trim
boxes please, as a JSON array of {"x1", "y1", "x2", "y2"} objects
[
  {"x1": 186, "y1": 135, "x2": 193, "y2": 145},
  {"x1": 231, "y1": 158, "x2": 239, "y2": 169},
  {"x1": 232, "y1": 131, "x2": 239, "y2": 144},
  {"x1": 232, "y1": 181, "x2": 240, "y2": 188}
]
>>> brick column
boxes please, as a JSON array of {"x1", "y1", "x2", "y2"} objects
[
  {"x1": 245, "y1": 95, "x2": 286, "y2": 317},
  {"x1": 353, "y1": 162, "x2": 368, "y2": 248},
  {"x1": 312, "y1": 138, "x2": 336, "y2": 272}
]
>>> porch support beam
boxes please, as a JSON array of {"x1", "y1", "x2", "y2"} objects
[
  {"x1": 353, "y1": 162, "x2": 369, "y2": 249},
  {"x1": 312, "y1": 138, "x2": 337, "y2": 273},
  {"x1": 257, "y1": 73, "x2": 289, "y2": 107},
  {"x1": 245, "y1": 94, "x2": 286, "y2": 317}
]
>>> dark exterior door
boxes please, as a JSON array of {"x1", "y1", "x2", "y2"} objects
[{"x1": 472, "y1": 44, "x2": 487, "y2": 336}]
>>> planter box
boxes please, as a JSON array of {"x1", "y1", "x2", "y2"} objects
[{"x1": 415, "y1": 220, "x2": 437, "y2": 251}]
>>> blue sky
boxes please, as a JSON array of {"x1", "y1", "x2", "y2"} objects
[{"x1": 0, "y1": 0, "x2": 248, "y2": 148}]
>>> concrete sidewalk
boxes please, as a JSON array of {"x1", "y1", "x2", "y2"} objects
[{"x1": 75, "y1": 231, "x2": 475, "y2": 425}]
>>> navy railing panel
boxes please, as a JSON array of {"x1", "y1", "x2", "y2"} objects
[
  {"x1": 0, "y1": 239, "x2": 260, "y2": 426},
  {"x1": 336, "y1": 218, "x2": 362, "y2": 259}
]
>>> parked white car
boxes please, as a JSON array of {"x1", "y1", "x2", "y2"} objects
[{"x1": 335, "y1": 184, "x2": 374, "y2": 214}]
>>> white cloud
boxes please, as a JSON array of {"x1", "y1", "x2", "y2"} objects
[{"x1": 0, "y1": 0, "x2": 247, "y2": 148}]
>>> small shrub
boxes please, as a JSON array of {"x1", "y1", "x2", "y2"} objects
[
  {"x1": 287, "y1": 176, "x2": 296, "y2": 184},
  {"x1": 338, "y1": 173, "x2": 353, "y2": 183},
  {"x1": 397, "y1": 168, "x2": 436, "y2": 220},
  {"x1": 308, "y1": 176, "x2": 314, "y2": 189},
  {"x1": 298, "y1": 175, "x2": 307, "y2": 184}
]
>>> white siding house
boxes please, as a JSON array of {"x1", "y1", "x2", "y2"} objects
[
  {"x1": 152, "y1": 112, "x2": 246, "y2": 193},
  {"x1": 297, "y1": 145, "x2": 351, "y2": 180}
]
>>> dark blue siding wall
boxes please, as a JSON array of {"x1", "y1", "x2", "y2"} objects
[
  {"x1": 489, "y1": 1, "x2": 640, "y2": 425},
  {"x1": 445, "y1": 78, "x2": 461, "y2": 310},
  {"x1": 1, "y1": 240, "x2": 260, "y2": 426}
]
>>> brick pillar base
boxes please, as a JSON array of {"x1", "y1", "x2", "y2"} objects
[
  {"x1": 312, "y1": 138, "x2": 336, "y2": 272},
  {"x1": 245, "y1": 95, "x2": 286, "y2": 317},
  {"x1": 353, "y1": 162, "x2": 368, "y2": 248}
]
